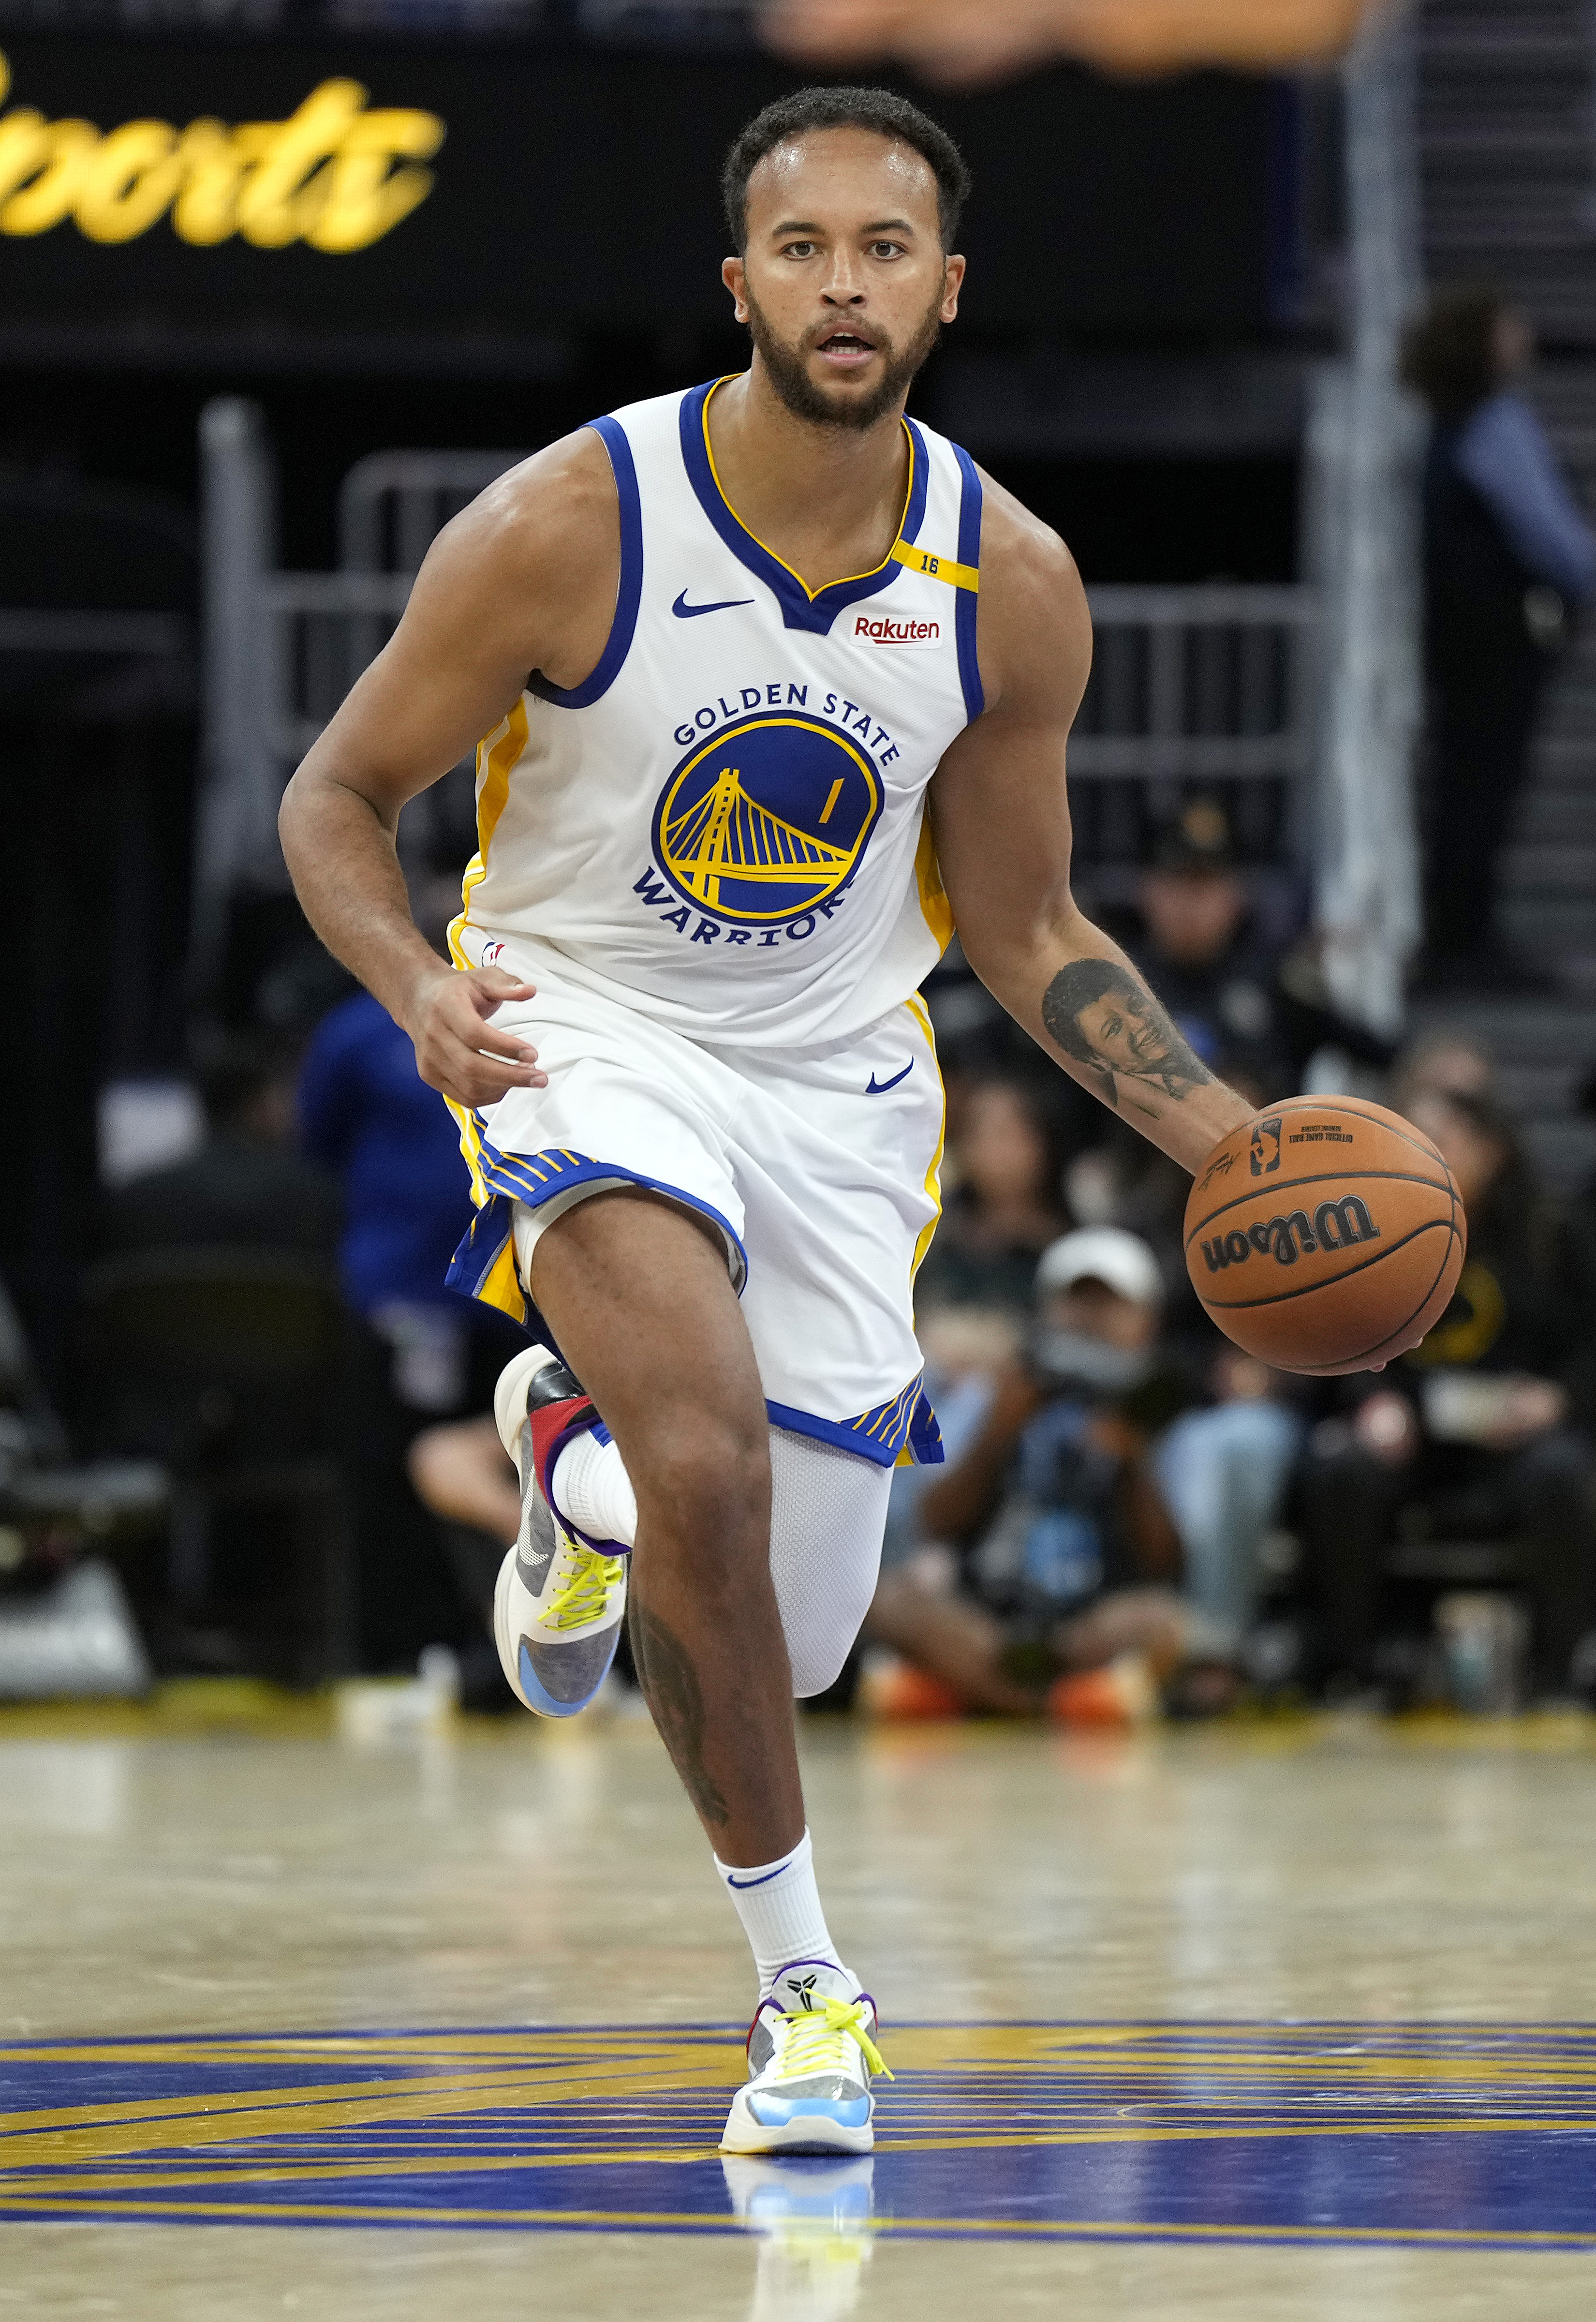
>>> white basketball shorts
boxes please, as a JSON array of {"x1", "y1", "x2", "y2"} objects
[{"x1": 444, "y1": 930, "x2": 946, "y2": 1468}]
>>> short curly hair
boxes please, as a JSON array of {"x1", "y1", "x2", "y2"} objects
[{"x1": 722, "y1": 86, "x2": 972, "y2": 255}]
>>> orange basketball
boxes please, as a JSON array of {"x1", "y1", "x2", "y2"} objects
[{"x1": 1183, "y1": 1096, "x2": 1467, "y2": 1376}]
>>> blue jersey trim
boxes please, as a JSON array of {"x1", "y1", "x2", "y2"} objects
[
  {"x1": 446, "y1": 1139, "x2": 749, "y2": 1320},
  {"x1": 767, "y1": 1381, "x2": 945, "y2": 1469},
  {"x1": 527, "y1": 415, "x2": 644, "y2": 709},
  {"x1": 901, "y1": 414, "x2": 932, "y2": 544},
  {"x1": 951, "y1": 441, "x2": 985, "y2": 722},
  {"x1": 679, "y1": 379, "x2": 928, "y2": 637}
]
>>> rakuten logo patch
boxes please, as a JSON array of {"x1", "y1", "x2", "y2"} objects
[{"x1": 851, "y1": 611, "x2": 942, "y2": 648}]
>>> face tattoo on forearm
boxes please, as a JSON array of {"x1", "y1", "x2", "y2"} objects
[{"x1": 1041, "y1": 958, "x2": 1216, "y2": 1119}]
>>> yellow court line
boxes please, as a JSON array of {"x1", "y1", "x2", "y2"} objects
[
  {"x1": 3, "y1": 2146, "x2": 724, "y2": 2197},
  {"x1": 15, "y1": 2020, "x2": 1596, "y2": 2065},
  {"x1": 882, "y1": 2216, "x2": 1596, "y2": 2248},
  {"x1": 7, "y1": 2107, "x2": 1590, "y2": 2204},
  {"x1": 0, "y1": 2194, "x2": 1592, "y2": 2251},
  {"x1": 0, "y1": 2195, "x2": 740, "y2": 2230},
  {"x1": 0, "y1": 2060, "x2": 742, "y2": 2173},
  {"x1": 0, "y1": 2032, "x2": 735, "y2": 2068},
  {"x1": 8, "y1": 2037, "x2": 1596, "y2": 2164}
]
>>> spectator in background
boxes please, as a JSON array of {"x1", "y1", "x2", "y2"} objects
[
  {"x1": 915, "y1": 1075, "x2": 1070, "y2": 1314},
  {"x1": 1108, "y1": 798, "x2": 1393, "y2": 1104},
  {"x1": 1297, "y1": 1088, "x2": 1596, "y2": 1701},
  {"x1": 1404, "y1": 287, "x2": 1596, "y2": 992},
  {"x1": 870, "y1": 1228, "x2": 1299, "y2": 1716},
  {"x1": 298, "y1": 875, "x2": 524, "y2": 1682},
  {"x1": 1388, "y1": 1028, "x2": 1497, "y2": 1118},
  {"x1": 100, "y1": 1031, "x2": 339, "y2": 1263},
  {"x1": 299, "y1": 978, "x2": 479, "y2": 1414}
]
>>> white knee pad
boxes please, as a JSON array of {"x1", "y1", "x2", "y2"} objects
[{"x1": 767, "y1": 1427, "x2": 892, "y2": 1699}]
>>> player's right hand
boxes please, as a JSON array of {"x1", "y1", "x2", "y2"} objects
[{"x1": 407, "y1": 964, "x2": 548, "y2": 1107}]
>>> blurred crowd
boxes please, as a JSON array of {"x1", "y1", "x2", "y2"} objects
[
  {"x1": 862, "y1": 790, "x2": 1596, "y2": 1724},
  {"x1": 6, "y1": 776, "x2": 1596, "y2": 1727}
]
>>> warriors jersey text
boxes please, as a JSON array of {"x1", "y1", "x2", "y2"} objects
[{"x1": 453, "y1": 378, "x2": 983, "y2": 1046}]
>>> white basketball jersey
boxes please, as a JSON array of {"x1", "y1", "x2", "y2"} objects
[{"x1": 455, "y1": 378, "x2": 984, "y2": 1046}]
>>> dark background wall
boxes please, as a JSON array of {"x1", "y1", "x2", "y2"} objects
[
  {"x1": 0, "y1": 28, "x2": 1315, "y2": 1371},
  {"x1": 0, "y1": 33, "x2": 1285, "y2": 349}
]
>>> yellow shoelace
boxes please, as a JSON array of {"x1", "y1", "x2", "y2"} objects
[
  {"x1": 546, "y1": 1549, "x2": 624, "y2": 1633},
  {"x1": 778, "y1": 1997, "x2": 892, "y2": 2083}
]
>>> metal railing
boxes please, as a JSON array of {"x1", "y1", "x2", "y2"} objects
[
  {"x1": 195, "y1": 398, "x2": 1320, "y2": 970},
  {"x1": 1069, "y1": 583, "x2": 1317, "y2": 866}
]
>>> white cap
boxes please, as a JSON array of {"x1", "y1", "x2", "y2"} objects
[{"x1": 1034, "y1": 1226, "x2": 1164, "y2": 1309}]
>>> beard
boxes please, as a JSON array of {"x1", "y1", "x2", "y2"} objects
[{"x1": 744, "y1": 284, "x2": 945, "y2": 432}]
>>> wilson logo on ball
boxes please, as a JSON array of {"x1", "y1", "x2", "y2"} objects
[{"x1": 1200, "y1": 1196, "x2": 1381, "y2": 1275}]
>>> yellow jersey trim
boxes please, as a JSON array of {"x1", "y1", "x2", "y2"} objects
[
  {"x1": 913, "y1": 802, "x2": 955, "y2": 954},
  {"x1": 905, "y1": 990, "x2": 946, "y2": 1296},
  {"x1": 700, "y1": 377, "x2": 917, "y2": 604},
  {"x1": 890, "y1": 539, "x2": 979, "y2": 593},
  {"x1": 443, "y1": 699, "x2": 532, "y2": 1203}
]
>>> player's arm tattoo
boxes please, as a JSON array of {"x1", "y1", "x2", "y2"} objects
[
  {"x1": 1040, "y1": 956, "x2": 1215, "y2": 1117},
  {"x1": 629, "y1": 1602, "x2": 730, "y2": 1830}
]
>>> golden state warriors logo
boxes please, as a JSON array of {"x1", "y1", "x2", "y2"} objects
[{"x1": 651, "y1": 716, "x2": 882, "y2": 926}]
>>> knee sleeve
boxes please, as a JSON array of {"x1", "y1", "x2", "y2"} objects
[{"x1": 767, "y1": 1428, "x2": 893, "y2": 1699}]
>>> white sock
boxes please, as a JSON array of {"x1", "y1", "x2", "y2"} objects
[
  {"x1": 713, "y1": 1828, "x2": 848, "y2": 1995},
  {"x1": 550, "y1": 1429, "x2": 637, "y2": 1547}
]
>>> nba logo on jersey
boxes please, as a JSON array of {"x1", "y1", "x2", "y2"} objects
[{"x1": 651, "y1": 714, "x2": 883, "y2": 925}]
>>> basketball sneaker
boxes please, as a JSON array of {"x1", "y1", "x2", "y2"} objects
[
  {"x1": 491, "y1": 1344, "x2": 627, "y2": 1720},
  {"x1": 721, "y1": 1960, "x2": 890, "y2": 2157}
]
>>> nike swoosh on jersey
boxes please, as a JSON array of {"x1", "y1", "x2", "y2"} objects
[
  {"x1": 865, "y1": 1062, "x2": 914, "y2": 1095},
  {"x1": 673, "y1": 590, "x2": 756, "y2": 618}
]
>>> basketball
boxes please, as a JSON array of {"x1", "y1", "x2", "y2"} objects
[{"x1": 1183, "y1": 1096, "x2": 1467, "y2": 1376}]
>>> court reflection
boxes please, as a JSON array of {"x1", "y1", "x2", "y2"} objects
[{"x1": 723, "y1": 2154, "x2": 879, "y2": 2322}]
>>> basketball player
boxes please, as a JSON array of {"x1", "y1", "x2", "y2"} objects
[{"x1": 280, "y1": 87, "x2": 1255, "y2": 2156}]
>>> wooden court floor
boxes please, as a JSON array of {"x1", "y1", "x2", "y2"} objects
[{"x1": 6, "y1": 1694, "x2": 1596, "y2": 2318}]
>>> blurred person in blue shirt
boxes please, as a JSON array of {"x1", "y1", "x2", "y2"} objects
[
  {"x1": 1404, "y1": 287, "x2": 1596, "y2": 991},
  {"x1": 297, "y1": 877, "x2": 524, "y2": 1683},
  {"x1": 299, "y1": 986, "x2": 479, "y2": 1411}
]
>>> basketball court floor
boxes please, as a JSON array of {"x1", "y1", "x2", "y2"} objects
[{"x1": 6, "y1": 1694, "x2": 1596, "y2": 2318}]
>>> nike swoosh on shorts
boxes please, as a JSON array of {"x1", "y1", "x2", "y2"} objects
[
  {"x1": 865, "y1": 1063, "x2": 914, "y2": 1095},
  {"x1": 673, "y1": 590, "x2": 756, "y2": 618}
]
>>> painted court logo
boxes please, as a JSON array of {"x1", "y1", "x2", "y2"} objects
[
  {"x1": 650, "y1": 714, "x2": 882, "y2": 926},
  {"x1": 851, "y1": 610, "x2": 941, "y2": 648}
]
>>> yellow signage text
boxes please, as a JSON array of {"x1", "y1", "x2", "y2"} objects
[{"x1": 0, "y1": 53, "x2": 444, "y2": 252}]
